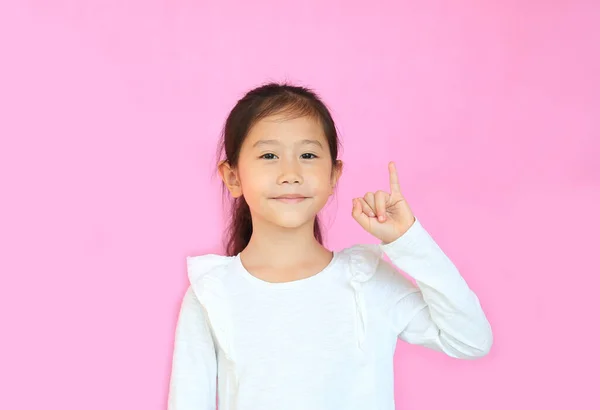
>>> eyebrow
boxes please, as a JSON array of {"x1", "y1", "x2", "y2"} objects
[{"x1": 252, "y1": 139, "x2": 323, "y2": 149}]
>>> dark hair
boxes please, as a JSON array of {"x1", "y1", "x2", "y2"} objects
[{"x1": 217, "y1": 82, "x2": 341, "y2": 256}]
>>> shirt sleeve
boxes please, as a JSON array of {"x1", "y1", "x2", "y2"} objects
[
  {"x1": 377, "y1": 218, "x2": 493, "y2": 359},
  {"x1": 168, "y1": 286, "x2": 218, "y2": 409}
]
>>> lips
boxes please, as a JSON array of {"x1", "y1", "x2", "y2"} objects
[
  {"x1": 272, "y1": 194, "x2": 309, "y2": 204},
  {"x1": 274, "y1": 194, "x2": 307, "y2": 199}
]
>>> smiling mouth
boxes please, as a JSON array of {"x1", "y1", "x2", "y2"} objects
[{"x1": 271, "y1": 196, "x2": 309, "y2": 204}]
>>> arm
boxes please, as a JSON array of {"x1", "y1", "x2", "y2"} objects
[
  {"x1": 168, "y1": 287, "x2": 217, "y2": 409},
  {"x1": 379, "y1": 219, "x2": 493, "y2": 359}
]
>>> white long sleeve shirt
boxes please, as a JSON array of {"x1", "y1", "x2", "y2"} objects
[{"x1": 168, "y1": 218, "x2": 493, "y2": 410}]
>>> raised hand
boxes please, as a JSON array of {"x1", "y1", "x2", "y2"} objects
[{"x1": 351, "y1": 161, "x2": 416, "y2": 244}]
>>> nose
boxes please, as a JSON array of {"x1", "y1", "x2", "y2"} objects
[{"x1": 276, "y1": 160, "x2": 304, "y2": 185}]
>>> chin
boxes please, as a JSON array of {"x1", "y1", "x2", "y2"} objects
[
  {"x1": 252, "y1": 197, "x2": 327, "y2": 230},
  {"x1": 255, "y1": 208, "x2": 316, "y2": 230},
  {"x1": 271, "y1": 214, "x2": 315, "y2": 229}
]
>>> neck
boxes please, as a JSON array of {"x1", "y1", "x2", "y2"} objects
[{"x1": 241, "y1": 216, "x2": 328, "y2": 269}]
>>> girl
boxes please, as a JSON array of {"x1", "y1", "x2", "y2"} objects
[{"x1": 168, "y1": 83, "x2": 493, "y2": 410}]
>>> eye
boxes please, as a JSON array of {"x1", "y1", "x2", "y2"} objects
[
  {"x1": 260, "y1": 153, "x2": 278, "y2": 160},
  {"x1": 301, "y1": 153, "x2": 318, "y2": 159}
]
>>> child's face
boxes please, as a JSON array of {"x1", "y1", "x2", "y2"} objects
[{"x1": 222, "y1": 113, "x2": 342, "y2": 231}]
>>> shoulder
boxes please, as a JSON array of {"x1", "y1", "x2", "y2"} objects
[
  {"x1": 186, "y1": 253, "x2": 237, "y2": 301},
  {"x1": 338, "y1": 242, "x2": 417, "y2": 298},
  {"x1": 337, "y1": 243, "x2": 383, "y2": 282},
  {"x1": 186, "y1": 253, "x2": 233, "y2": 282}
]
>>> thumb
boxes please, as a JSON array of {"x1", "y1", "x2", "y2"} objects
[{"x1": 351, "y1": 198, "x2": 371, "y2": 231}]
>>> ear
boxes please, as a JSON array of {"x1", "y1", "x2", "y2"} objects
[
  {"x1": 218, "y1": 160, "x2": 243, "y2": 198},
  {"x1": 329, "y1": 160, "x2": 343, "y2": 195}
]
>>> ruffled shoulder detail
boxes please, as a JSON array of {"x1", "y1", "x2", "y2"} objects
[
  {"x1": 186, "y1": 254, "x2": 231, "y2": 285},
  {"x1": 339, "y1": 244, "x2": 384, "y2": 352},
  {"x1": 341, "y1": 244, "x2": 383, "y2": 282},
  {"x1": 186, "y1": 254, "x2": 238, "y2": 387}
]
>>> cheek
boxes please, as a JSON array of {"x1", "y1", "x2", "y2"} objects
[
  {"x1": 306, "y1": 168, "x2": 334, "y2": 192},
  {"x1": 238, "y1": 166, "x2": 269, "y2": 197}
]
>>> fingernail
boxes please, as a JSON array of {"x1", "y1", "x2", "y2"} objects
[{"x1": 378, "y1": 216, "x2": 385, "y2": 222}]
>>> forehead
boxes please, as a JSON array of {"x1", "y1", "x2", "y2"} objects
[{"x1": 244, "y1": 114, "x2": 326, "y2": 146}]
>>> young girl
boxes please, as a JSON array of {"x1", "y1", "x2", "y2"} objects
[{"x1": 168, "y1": 83, "x2": 493, "y2": 410}]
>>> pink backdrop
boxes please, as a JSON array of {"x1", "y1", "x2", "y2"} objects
[{"x1": 1, "y1": 1, "x2": 599, "y2": 409}]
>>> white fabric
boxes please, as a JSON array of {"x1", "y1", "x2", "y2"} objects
[{"x1": 168, "y1": 219, "x2": 493, "y2": 410}]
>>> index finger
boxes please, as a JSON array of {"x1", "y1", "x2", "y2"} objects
[{"x1": 388, "y1": 161, "x2": 402, "y2": 195}]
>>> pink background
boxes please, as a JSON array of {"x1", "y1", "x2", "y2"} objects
[{"x1": 1, "y1": 1, "x2": 599, "y2": 409}]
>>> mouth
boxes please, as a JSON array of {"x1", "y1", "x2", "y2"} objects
[{"x1": 271, "y1": 195, "x2": 309, "y2": 204}]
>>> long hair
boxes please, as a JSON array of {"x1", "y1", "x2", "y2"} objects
[{"x1": 217, "y1": 82, "x2": 341, "y2": 256}]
